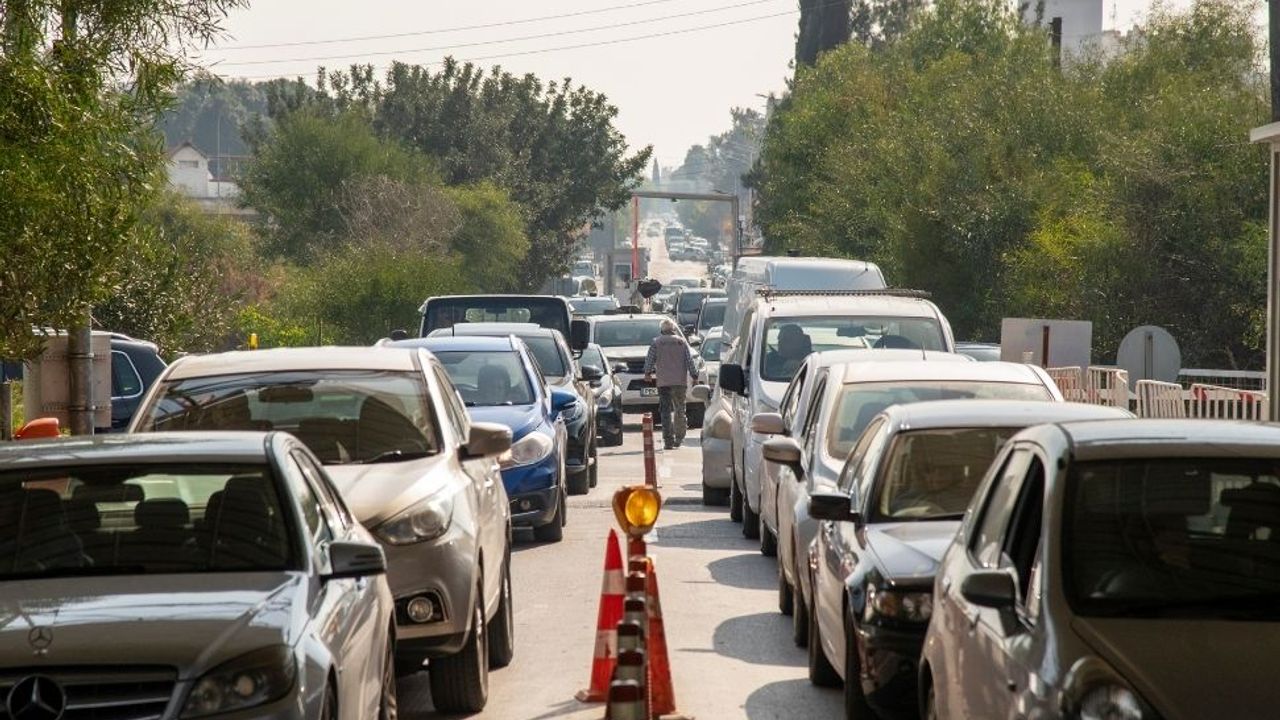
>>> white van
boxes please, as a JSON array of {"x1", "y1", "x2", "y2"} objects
[
  {"x1": 721, "y1": 257, "x2": 887, "y2": 353},
  {"x1": 716, "y1": 290, "x2": 954, "y2": 539}
]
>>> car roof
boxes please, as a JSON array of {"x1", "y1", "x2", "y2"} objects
[
  {"x1": 832, "y1": 359, "x2": 1049, "y2": 385},
  {"x1": 165, "y1": 347, "x2": 418, "y2": 379},
  {"x1": 810, "y1": 349, "x2": 968, "y2": 370},
  {"x1": 1058, "y1": 419, "x2": 1280, "y2": 461},
  {"x1": 0, "y1": 432, "x2": 274, "y2": 468},
  {"x1": 392, "y1": 336, "x2": 519, "y2": 352},
  {"x1": 588, "y1": 313, "x2": 667, "y2": 323},
  {"x1": 882, "y1": 400, "x2": 1132, "y2": 431},
  {"x1": 428, "y1": 323, "x2": 552, "y2": 337},
  {"x1": 736, "y1": 256, "x2": 878, "y2": 273},
  {"x1": 750, "y1": 293, "x2": 940, "y2": 318}
]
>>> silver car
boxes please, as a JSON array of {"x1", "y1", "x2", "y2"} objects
[
  {"x1": 923, "y1": 419, "x2": 1280, "y2": 719},
  {"x1": 0, "y1": 432, "x2": 394, "y2": 720},
  {"x1": 129, "y1": 347, "x2": 513, "y2": 713}
]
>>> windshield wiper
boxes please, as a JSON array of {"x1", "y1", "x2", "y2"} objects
[{"x1": 357, "y1": 449, "x2": 433, "y2": 464}]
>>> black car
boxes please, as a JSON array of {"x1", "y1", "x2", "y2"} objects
[
  {"x1": 109, "y1": 334, "x2": 167, "y2": 431},
  {"x1": 578, "y1": 343, "x2": 624, "y2": 447}
]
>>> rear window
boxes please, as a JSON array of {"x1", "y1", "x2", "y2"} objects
[
  {"x1": 698, "y1": 302, "x2": 726, "y2": 330},
  {"x1": 435, "y1": 351, "x2": 535, "y2": 406},
  {"x1": 761, "y1": 316, "x2": 948, "y2": 382},
  {"x1": 595, "y1": 319, "x2": 666, "y2": 348},
  {"x1": 424, "y1": 297, "x2": 569, "y2": 336},
  {"x1": 519, "y1": 335, "x2": 568, "y2": 378}
]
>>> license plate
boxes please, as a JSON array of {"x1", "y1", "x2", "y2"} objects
[{"x1": 640, "y1": 387, "x2": 659, "y2": 397}]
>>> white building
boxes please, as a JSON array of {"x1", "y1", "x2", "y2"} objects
[
  {"x1": 1020, "y1": 0, "x2": 1125, "y2": 61},
  {"x1": 165, "y1": 142, "x2": 254, "y2": 217}
]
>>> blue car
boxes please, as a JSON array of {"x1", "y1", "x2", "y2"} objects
[{"x1": 392, "y1": 335, "x2": 576, "y2": 542}]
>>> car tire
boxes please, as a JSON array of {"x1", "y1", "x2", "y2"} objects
[
  {"x1": 742, "y1": 497, "x2": 760, "y2": 540},
  {"x1": 760, "y1": 519, "x2": 777, "y2": 557},
  {"x1": 429, "y1": 580, "x2": 490, "y2": 714},
  {"x1": 602, "y1": 427, "x2": 624, "y2": 447},
  {"x1": 488, "y1": 558, "x2": 515, "y2": 669},
  {"x1": 778, "y1": 560, "x2": 794, "y2": 616},
  {"x1": 843, "y1": 607, "x2": 874, "y2": 718},
  {"x1": 380, "y1": 627, "x2": 399, "y2": 720},
  {"x1": 321, "y1": 682, "x2": 338, "y2": 720},
  {"x1": 729, "y1": 476, "x2": 743, "y2": 523},
  {"x1": 567, "y1": 467, "x2": 590, "y2": 496},
  {"x1": 923, "y1": 671, "x2": 938, "y2": 720},
  {"x1": 534, "y1": 493, "x2": 566, "y2": 542},
  {"x1": 702, "y1": 485, "x2": 729, "y2": 506},
  {"x1": 807, "y1": 594, "x2": 840, "y2": 688},
  {"x1": 686, "y1": 403, "x2": 705, "y2": 429}
]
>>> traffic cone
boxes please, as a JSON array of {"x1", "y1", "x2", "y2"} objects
[
  {"x1": 576, "y1": 530, "x2": 626, "y2": 703},
  {"x1": 646, "y1": 559, "x2": 678, "y2": 718}
]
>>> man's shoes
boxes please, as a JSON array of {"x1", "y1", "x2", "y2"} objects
[
  {"x1": 673, "y1": 441, "x2": 682, "y2": 448},
  {"x1": 663, "y1": 441, "x2": 674, "y2": 450}
]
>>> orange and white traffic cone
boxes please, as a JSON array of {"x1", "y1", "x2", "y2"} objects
[
  {"x1": 645, "y1": 559, "x2": 678, "y2": 718},
  {"x1": 576, "y1": 529, "x2": 626, "y2": 703}
]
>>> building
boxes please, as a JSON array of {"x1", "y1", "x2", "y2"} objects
[
  {"x1": 165, "y1": 142, "x2": 256, "y2": 218},
  {"x1": 1021, "y1": 0, "x2": 1125, "y2": 62}
]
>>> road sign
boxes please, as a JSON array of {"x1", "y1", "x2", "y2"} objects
[{"x1": 1116, "y1": 325, "x2": 1181, "y2": 383}]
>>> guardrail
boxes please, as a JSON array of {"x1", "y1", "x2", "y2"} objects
[
  {"x1": 1085, "y1": 367, "x2": 1130, "y2": 408},
  {"x1": 1189, "y1": 384, "x2": 1267, "y2": 421},
  {"x1": 1135, "y1": 379, "x2": 1186, "y2": 419},
  {"x1": 1046, "y1": 366, "x2": 1086, "y2": 402},
  {"x1": 1049, "y1": 369, "x2": 1270, "y2": 421}
]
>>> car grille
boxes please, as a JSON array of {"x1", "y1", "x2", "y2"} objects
[
  {"x1": 0, "y1": 666, "x2": 176, "y2": 720},
  {"x1": 622, "y1": 360, "x2": 646, "y2": 374}
]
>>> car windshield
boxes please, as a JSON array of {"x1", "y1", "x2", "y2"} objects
[
  {"x1": 670, "y1": 278, "x2": 701, "y2": 289},
  {"x1": 435, "y1": 351, "x2": 536, "y2": 407},
  {"x1": 698, "y1": 302, "x2": 726, "y2": 330},
  {"x1": 762, "y1": 316, "x2": 947, "y2": 382},
  {"x1": 875, "y1": 428, "x2": 1020, "y2": 521},
  {"x1": 518, "y1": 335, "x2": 568, "y2": 378},
  {"x1": 141, "y1": 370, "x2": 438, "y2": 465},
  {"x1": 425, "y1": 297, "x2": 569, "y2": 336},
  {"x1": 679, "y1": 292, "x2": 720, "y2": 312},
  {"x1": 1066, "y1": 458, "x2": 1280, "y2": 619},
  {"x1": 596, "y1": 319, "x2": 666, "y2": 348},
  {"x1": 701, "y1": 337, "x2": 723, "y2": 360},
  {"x1": 827, "y1": 381, "x2": 1051, "y2": 457},
  {"x1": 0, "y1": 464, "x2": 296, "y2": 578},
  {"x1": 570, "y1": 298, "x2": 617, "y2": 315}
]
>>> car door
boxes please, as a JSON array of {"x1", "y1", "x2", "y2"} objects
[
  {"x1": 945, "y1": 446, "x2": 1035, "y2": 719},
  {"x1": 730, "y1": 309, "x2": 756, "y2": 486},
  {"x1": 280, "y1": 450, "x2": 372, "y2": 717},
  {"x1": 764, "y1": 363, "x2": 809, "y2": 536},
  {"x1": 776, "y1": 363, "x2": 816, "y2": 574}
]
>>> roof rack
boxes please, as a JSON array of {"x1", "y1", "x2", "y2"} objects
[{"x1": 755, "y1": 288, "x2": 933, "y2": 300}]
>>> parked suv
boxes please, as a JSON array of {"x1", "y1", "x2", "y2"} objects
[{"x1": 129, "y1": 347, "x2": 514, "y2": 713}]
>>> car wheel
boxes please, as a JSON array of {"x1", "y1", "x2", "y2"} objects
[
  {"x1": 729, "y1": 475, "x2": 743, "y2": 522},
  {"x1": 429, "y1": 580, "x2": 490, "y2": 713},
  {"x1": 807, "y1": 594, "x2": 840, "y2": 688},
  {"x1": 380, "y1": 628, "x2": 399, "y2": 720},
  {"x1": 567, "y1": 467, "x2": 590, "y2": 495},
  {"x1": 534, "y1": 494, "x2": 565, "y2": 542},
  {"x1": 742, "y1": 496, "x2": 760, "y2": 540},
  {"x1": 603, "y1": 427, "x2": 624, "y2": 447},
  {"x1": 760, "y1": 518, "x2": 777, "y2": 557},
  {"x1": 793, "y1": 542, "x2": 809, "y2": 647},
  {"x1": 686, "y1": 404, "x2": 705, "y2": 429},
  {"x1": 778, "y1": 561, "x2": 794, "y2": 616},
  {"x1": 702, "y1": 485, "x2": 729, "y2": 506},
  {"x1": 321, "y1": 682, "x2": 338, "y2": 720},
  {"x1": 843, "y1": 607, "x2": 874, "y2": 718},
  {"x1": 488, "y1": 557, "x2": 515, "y2": 668}
]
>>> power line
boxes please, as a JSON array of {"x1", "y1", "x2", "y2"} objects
[
  {"x1": 221, "y1": 8, "x2": 800, "y2": 81},
  {"x1": 217, "y1": 0, "x2": 691, "y2": 50},
  {"x1": 211, "y1": 0, "x2": 783, "y2": 67}
]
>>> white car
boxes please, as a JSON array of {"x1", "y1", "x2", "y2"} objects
[
  {"x1": 129, "y1": 347, "x2": 514, "y2": 713},
  {"x1": 0, "y1": 432, "x2": 395, "y2": 719}
]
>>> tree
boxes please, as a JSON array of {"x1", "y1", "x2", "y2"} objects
[
  {"x1": 671, "y1": 108, "x2": 765, "y2": 243},
  {"x1": 162, "y1": 75, "x2": 270, "y2": 159},
  {"x1": 0, "y1": 0, "x2": 243, "y2": 359},
  {"x1": 796, "y1": 0, "x2": 853, "y2": 66}
]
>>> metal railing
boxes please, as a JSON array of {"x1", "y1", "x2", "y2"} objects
[
  {"x1": 1189, "y1": 384, "x2": 1267, "y2": 421},
  {"x1": 1046, "y1": 366, "x2": 1086, "y2": 402},
  {"x1": 1085, "y1": 367, "x2": 1130, "y2": 408}
]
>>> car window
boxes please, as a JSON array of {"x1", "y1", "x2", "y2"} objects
[
  {"x1": 432, "y1": 365, "x2": 471, "y2": 440},
  {"x1": 970, "y1": 448, "x2": 1034, "y2": 567},
  {"x1": 434, "y1": 351, "x2": 536, "y2": 407},
  {"x1": 873, "y1": 427, "x2": 1021, "y2": 522},
  {"x1": 801, "y1": 378, "x2": 828, "y2": 456},
  {"x1": 518, "y1": 335, "x2": 568, "y2": 377},
  {"x1": 293, "y1": 450, "x2": 353, "y2": 531},
  {"x1": 142, "y1": 370, "x2": 439, "y2": 465},
  {"x1": 698, "y1": 302, "x2": 726, "y2": 330},
  {"x1": 595, "y1": 319, "x2": 666, "y2": 348},
  {"x1": 779, "y1": 365, "x2": 808, "y2": 432},
  {"x1": 111, "y1": 350, "x2": 143, "y2": 398},
  {"x1": 1000, "y1": 455, "x2": 1046, "y2": 618},
  {"x1": 581, "y1": 346, "x2": 607, "y2": 371},
  {"x1": 699, "y1": 336, "x2": 723, "y2": 361},
  {"x1": 838, "y1": 417, "x2": 885, "y2": 493},
  {"x1": 281, "y1": 455, "x2": 332, "y2": 548},
  {"x1": 760, "y1": 316, "x2": 948, "y2": 382}
]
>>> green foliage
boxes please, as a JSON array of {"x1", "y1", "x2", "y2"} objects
[
  {"x1": 235, "y1": 305, "x2": 312, "y2": 349},
  {"x1": 446, "y1": 182, "x2": 530, "y2": 292},
  {"x1": 162, "y1": 75, "x2": 269, "y2": 157},
  {"x1": 756, "y1": 0, "x2": 1268, "y2": 367},
  {"x1": 94, "y1": 192, "x2": 258, "y2": 356},
  {"x1": 672, "y1": 108, "x2": 765, "y2": 245}
]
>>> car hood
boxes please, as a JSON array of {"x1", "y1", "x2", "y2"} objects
[
  {"x1": 0, "y1": 573, "x2": 304, "y2": 677},
  {"x1": 326, "y1": 453, "x2": 460, "y2": 527},
  {"x1": 1071, "y1": 618, "x2": 1280, "y2": 719},
  {"x1": 603, "y1": 346, "x2": 649, "y2": 363},
  {"x1": 864, "y1": 520, "x2": 962, "y2": 582},
  {"x1": 466, "y1": 404, "x2": 544, "y2": 441}
]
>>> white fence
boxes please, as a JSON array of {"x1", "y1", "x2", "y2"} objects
[
  {"x1": 1135, "y1": 380, "x2": 1186, "y2": 419},
  {"x1": 1189, "y1": 384, "x2": 1267, "y2": 421},
  {"x1": 1047, "y1": 368, "x2": 1270, "y2": 421}
]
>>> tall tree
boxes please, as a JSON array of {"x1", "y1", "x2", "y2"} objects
[{"x1": 796, "y1": 0, "x2": 853, "y2": 67}]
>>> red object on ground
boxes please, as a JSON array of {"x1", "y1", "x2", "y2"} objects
[
  {"x1": 642, "y1": 413, "x2": 657, "y2": 487},
  {"x1": 15, "y1": 417, "x2": 60, "y2": 440},
  {"x1": 646, "y1": 559, "x2": 677, "y2": 718},
  {"x1": 576, "y1": 529, "x2": 626, "y2": 703}
]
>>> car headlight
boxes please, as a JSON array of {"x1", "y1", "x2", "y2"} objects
[
  {"x1": 374, "y1": 491, "x2": 455, "y2": 545},
  {"x1": 865, "y1": 585, "x2": 932, "y2": 623},
  {"x1": 596, "y1": 389, "x2": 613, "y2": 408},
  {"x1": 501, "y1": 432, "x2": 554, "y2": 469},
  {"x1": 182, "y1": 646, "x2": 296, "y2": 718},
  {"x1": 1077, "y1": 685, "x2": 1147, "y2": 720}
]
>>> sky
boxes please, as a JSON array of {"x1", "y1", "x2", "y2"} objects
[{"x1": 195, "y1": 0, "x2": 1203, "y2": 169}]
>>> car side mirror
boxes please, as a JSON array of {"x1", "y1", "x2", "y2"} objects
[
  {"x1": 751, "y1": 412, "x2": 785, "y2": 435},
  {"x1": 611, "y1": 362, "x2": 629, "y2": 375},
  {"x1": 324, "y1": 541, "x2": 387, "y2": 580},
  {"x1": 389, "y1": 329, "x2": 409, "y2": 341},
  {"x1": 690, "y1": 384, "x2": 712, "y2": 403},
  {"x1": 764, "y1": 436, "x2": 805, "y2": 479},
  {"x1": 463, "y1": 422, "x2": 513, "y2": 459},
  {"x1": 960, "y1": 570, "x2": 1018, "y2": 610},
  {"x1": 705, "y1": 410, "x2": 733, "y2": 440},
  {"x1": 579, "y1": 364, "x2": 604, "y2": 383},
  {"x1": 808, "y1": 490, "x2": 860, "y2": 524},
  {"x1": 570, "y1": 319, "x2": 591, "y2": 351},
  {"x1": 719, "y1": 364, "x2": 746, "y2": 395},
  {"x1": 550, "y1": 388, "x2": 578, "y2": 416}
]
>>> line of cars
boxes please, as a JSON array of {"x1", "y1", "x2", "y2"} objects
[{"x1": 703, "y1": 255, "x2": 1280, "y2": 718}]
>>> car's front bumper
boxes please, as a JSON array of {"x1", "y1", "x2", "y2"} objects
[
  {"x1": 501, "y1": 453, "x2": 561, "y2": 526},
  {"x1": 597, "y1": 402, "x2": 624, "y2": 437},
  {"x1": 856, "y1": 622, "x2": 928, "y2": 718},
  {"x1": 379, "y1": 522, "x2": 478, "y2": 663},
  {"x1": 617, "y1": 371, "x2": 705, "y2": 413}
]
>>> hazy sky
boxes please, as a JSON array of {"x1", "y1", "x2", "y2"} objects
[{"x1": 196, "y1": 0, "x2": 1200, "y2": 168}]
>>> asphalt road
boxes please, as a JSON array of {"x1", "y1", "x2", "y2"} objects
[{"x1": 399, "y1": 225, "x2": 840, "y2": 717}]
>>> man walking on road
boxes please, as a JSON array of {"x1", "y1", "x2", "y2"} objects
[{"x1": 644, "y1": 319, "x2": 698, "y2": 449}]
